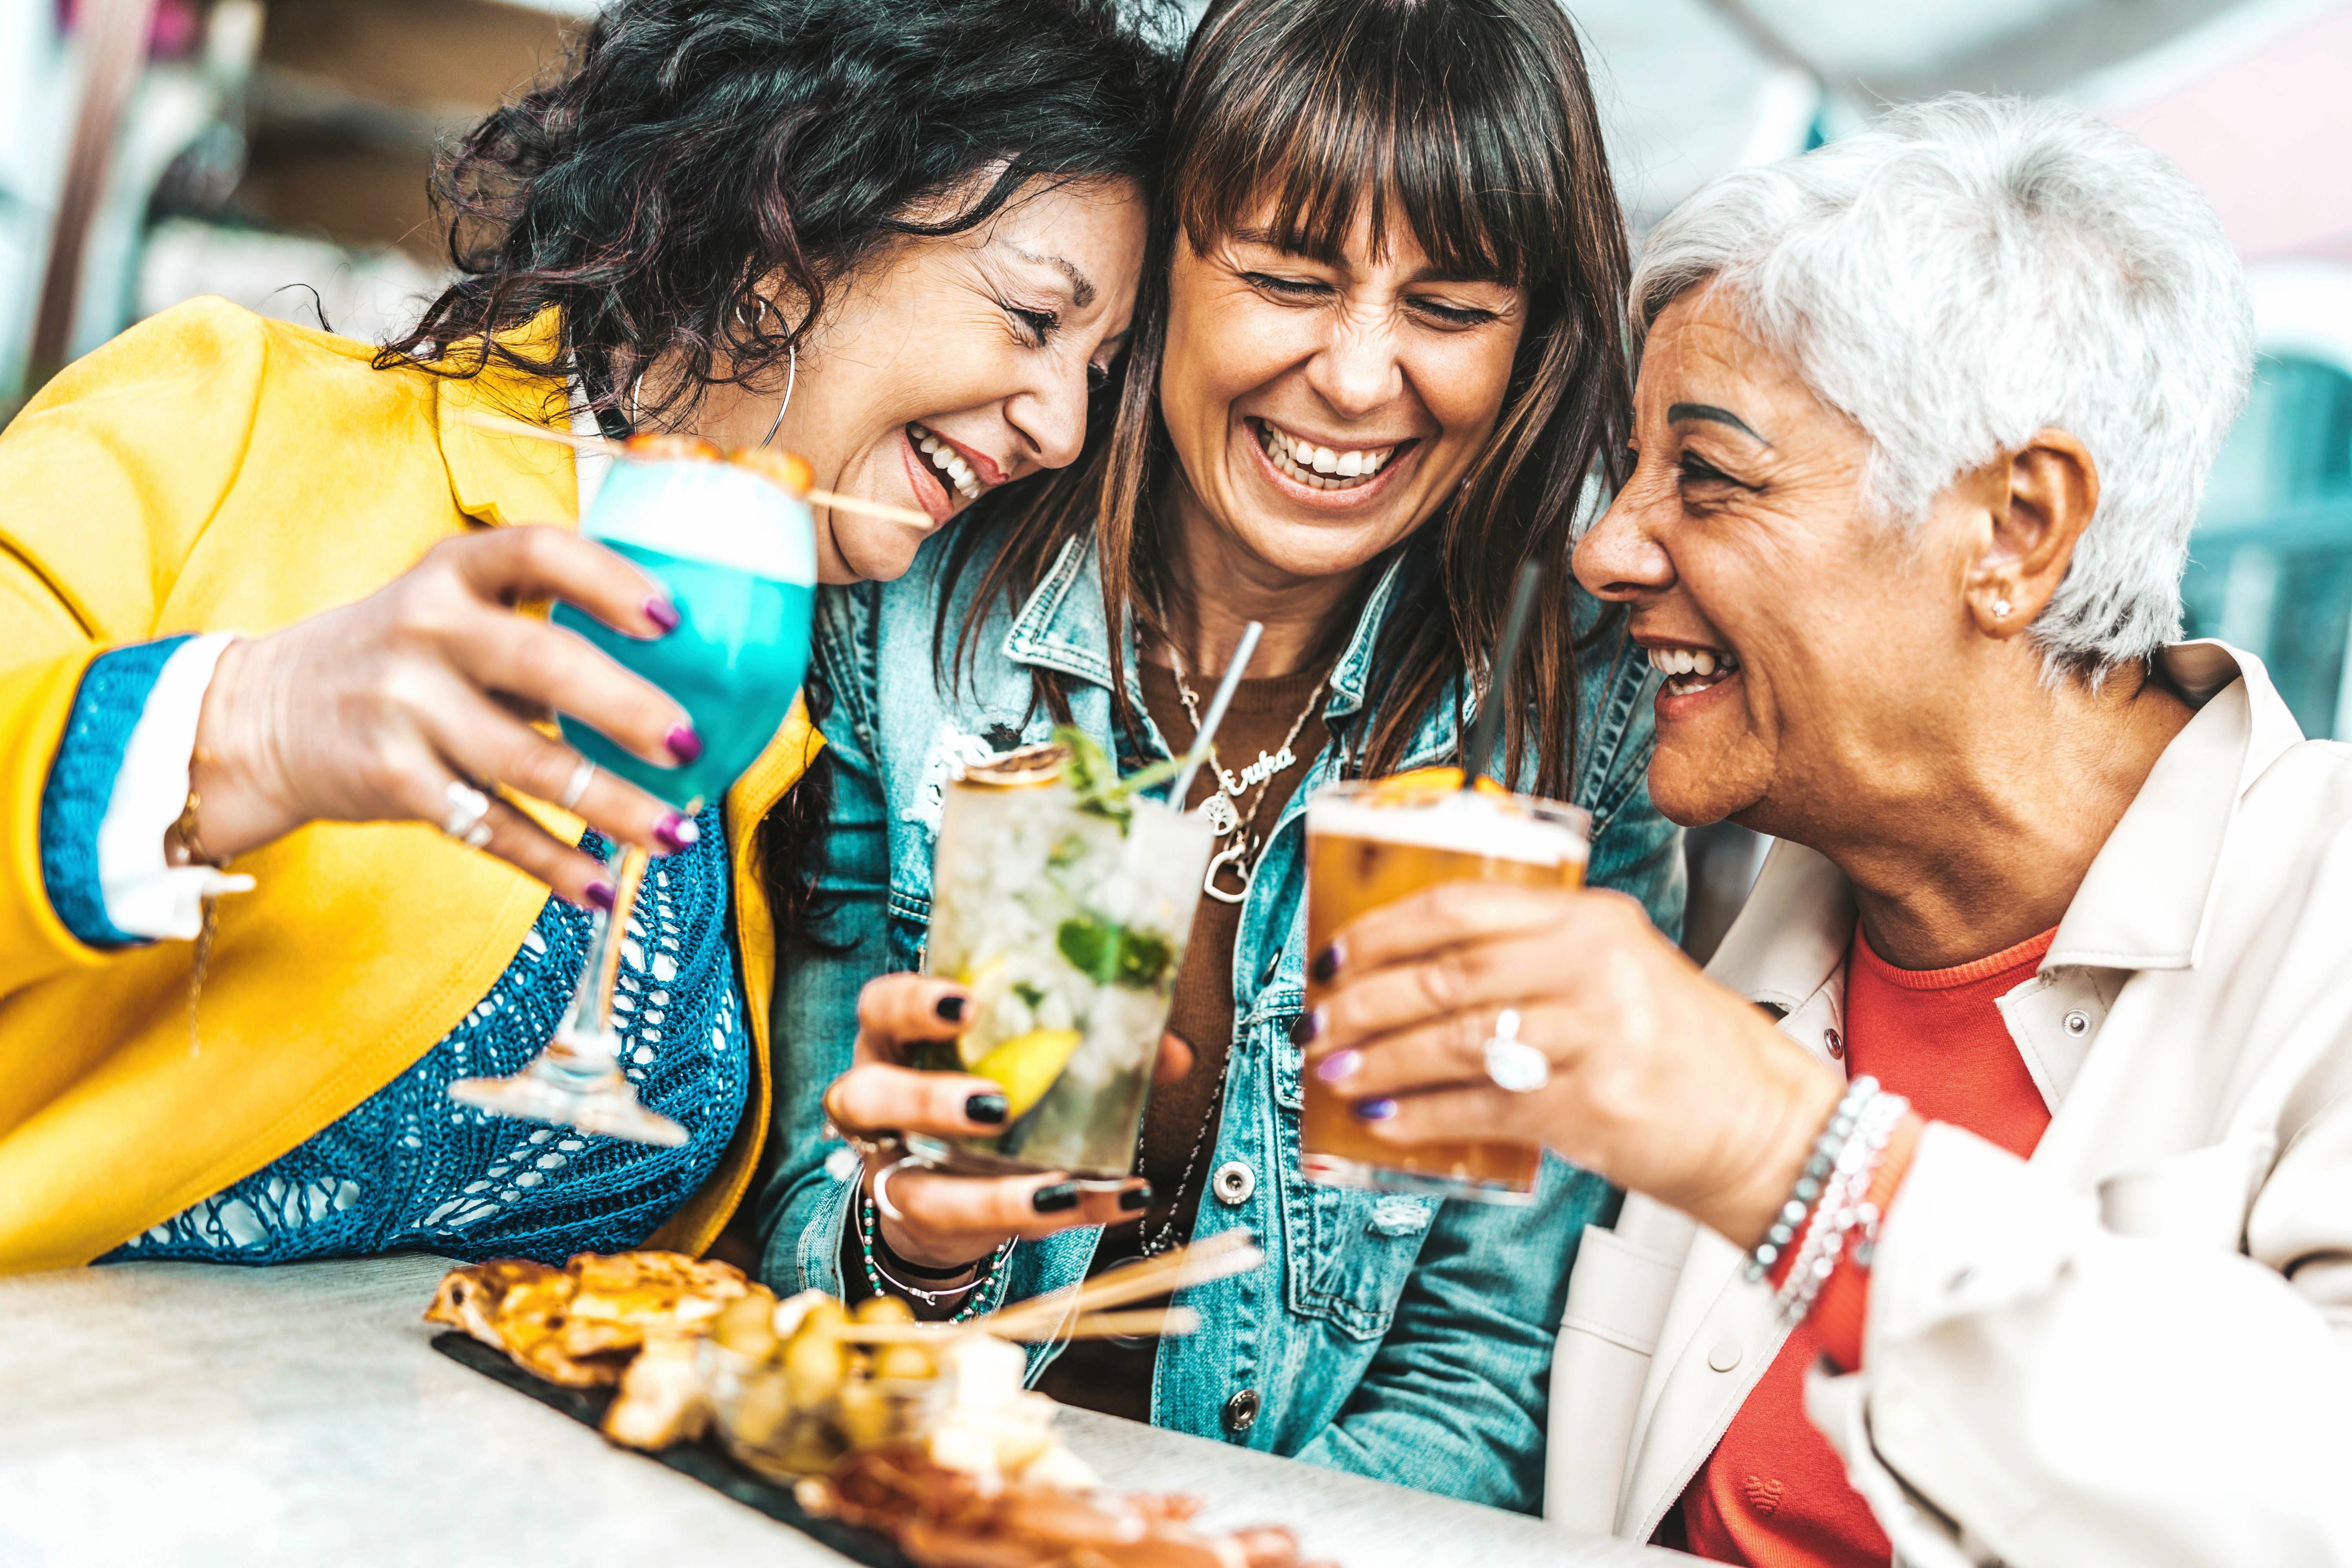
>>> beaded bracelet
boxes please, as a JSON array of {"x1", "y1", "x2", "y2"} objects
[
  {"x1": 1769, "y1": 1089, "x2": 1908, "y2": 1328},
  {"x1": 853, "y1": 1191, "x2": 1013, "y2": 1325},
  {"x1": 1745, "y1": 1076, "x2": 1882, "y2": 1285}
]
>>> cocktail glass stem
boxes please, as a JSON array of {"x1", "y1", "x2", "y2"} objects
[{"x1": 448, "y1": 843, "x2": 689, "y2": 1147}]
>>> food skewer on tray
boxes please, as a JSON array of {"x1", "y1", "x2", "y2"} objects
[{"x1": 424, "y1": 1233, "x2": 1320, "y2": 1567}]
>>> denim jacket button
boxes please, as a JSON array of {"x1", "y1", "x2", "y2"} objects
[
  {"x1": 1212, "y1": 1160, "x2": 1255, "y2": 1206},
  {"x1": 1223, "y1": 1388, "x2": 1261, "y2": 1435}
]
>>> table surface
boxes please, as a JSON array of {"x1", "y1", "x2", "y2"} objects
[{"x1": 0, "y1": 1254, "x2": 1684, "y2": 1568}]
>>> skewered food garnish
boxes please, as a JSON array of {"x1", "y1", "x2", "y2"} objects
[
  {"x1": 799, "y1": 1445, "x2": 1336, "y2": 1568},
  {"x1": 708, "y1": 1292, "x2": 1094, "y2": 1487},
  {"x1": 425, "y1": 1250, "x2": 750, "y2": 1388}
]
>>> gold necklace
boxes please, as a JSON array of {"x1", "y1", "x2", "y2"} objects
[{"x1": 1169, "y1": 657, "x2": 1328, "y2": 906}]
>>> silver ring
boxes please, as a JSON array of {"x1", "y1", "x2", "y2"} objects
[
  {"x1": 442, "y1": 780, "x2": 494, "y2": 848},
  {"x1": 1483, "y1": 1007, "x2": 1550, "y2": 1093},
  {"x1": 871, "y1": 1154, "x2": 920, "y2": 1223},
  {"x1": 558, "y1": 758, "x2": 597, "y2": 813}
]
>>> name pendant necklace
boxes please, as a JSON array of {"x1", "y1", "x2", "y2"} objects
[{"x1": 1169, "y1": 653, "x2": 1328, "y2": 905}]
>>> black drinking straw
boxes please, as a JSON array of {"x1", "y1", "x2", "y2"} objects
[{"x1": 1459, "y1": 560, "x2": 1545, "y2": 789}]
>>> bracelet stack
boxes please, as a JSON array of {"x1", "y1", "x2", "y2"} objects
[
  {"x1": 854, "y1": 1191, "x2": 1012, "y2": 1325},
  {"x1": 1744, "y1": 1075, "x2": 1912, "y2": 1328}
]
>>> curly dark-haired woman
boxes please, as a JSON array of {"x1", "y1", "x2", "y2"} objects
[{"x1": 0, "y1": 0, "x2": 1172, "y2": 1274}]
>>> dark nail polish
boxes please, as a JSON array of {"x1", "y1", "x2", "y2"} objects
[
  {"x1": 666, "y1": 726, "x2": 703, "y2": 765},
  {"x1": 1310, "y1": 940, "x2": 1346, "y2": 984},
  {"x1": 965, "y1": 1092, "x2": 1009, "y2": 1125},
  {"x1": 936, "y1": 995, "x2": 966, "y2": 1024},
  {"x1": 1032, "y1": 1182, "x2": 1081, "y2": 1214},
  {"x1": 1315, "y1": 1049, "x2": 1360, "y2": 1083},
  {"x1": 653, "y1": 812, "x2": 698, "y2": 854},
  {"x1": 583, "y1": 880, "x2": 616, "y2": 911},
  {"x1": 1355, "y1": 1097, "x2": 1398, "y2": 1122},
  {"x1": 1296, "y1": 1007, "x2": 1326, "y2": 1043},
  {"x1": 1118, "y1": 1184, "x2": 1153, "y2": 1212},
  {"x1": 645, "y1": 597, "x2": 681, "y2": 633}
]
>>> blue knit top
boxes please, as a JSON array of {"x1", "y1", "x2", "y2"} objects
[{"x1": 42, "y1": 639, "x2": 749, "y2": 1265}]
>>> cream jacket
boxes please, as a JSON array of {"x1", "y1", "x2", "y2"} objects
[{"x1": 1544, "y1": 642, "x2": 2352, "y2": 1567}]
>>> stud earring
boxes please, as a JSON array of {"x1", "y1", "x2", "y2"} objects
[{"x1": 1990, "y1": 597, "x2": 2013, "y2": 621}]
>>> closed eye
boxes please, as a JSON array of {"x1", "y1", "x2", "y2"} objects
[
  {"x1": 1408, "y1": 296, "x2": 1498, "y2": 328},
  {"x1": 1243, "y1": 271, "x2": 1332, "y2": 302},
  {"x1": 1678, "y1": 450, "x2": 1753, "y2": 489},
  {"x1": 1007, "y1": 304, "x2": 1060, "y2": 346}
]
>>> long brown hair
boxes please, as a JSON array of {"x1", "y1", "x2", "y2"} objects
[{"x1": 940, "y1": 0, "x2": 1633, "y2": 796}]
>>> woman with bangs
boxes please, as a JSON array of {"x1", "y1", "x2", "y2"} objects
[{"x1": 759, "y1": 0, "x2": 1680, "y2": 1507}]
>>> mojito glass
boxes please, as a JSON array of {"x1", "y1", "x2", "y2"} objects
[{"x1": 908, "y1": 742, "x2": 1213, "y2": 1179}]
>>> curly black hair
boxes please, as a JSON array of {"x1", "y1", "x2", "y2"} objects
[
  {"x1": 378, "y1": 0, "x2": 1178, "y2": 945},
  {"x1": 379, "y1": 0, "x2": 1179, "y2": 430}
]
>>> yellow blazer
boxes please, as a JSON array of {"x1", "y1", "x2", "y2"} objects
[{"x1": 0, "y1": 298, "x2": 817, "y2": 1273}]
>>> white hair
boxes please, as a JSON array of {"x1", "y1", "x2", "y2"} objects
[{"x1": 1631, "y1": 94, "x2": 2255, "y2": 679}]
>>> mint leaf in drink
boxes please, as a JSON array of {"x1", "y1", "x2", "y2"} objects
[
  {"x1": 1056, "y1": 916, "x2": 1175, "y2": 991},
  {"x1": 1057, "y1": 916, "x2": 1118, "y2": 982},
  {"x1": 1053, "y1": 725, "x2": 1183, "y2": 833}
]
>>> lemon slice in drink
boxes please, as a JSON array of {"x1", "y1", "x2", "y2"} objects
[
  {"x1": 954, "y1": 959, "x2": 1009, "y2": 1069},
  {"x1": 969, "y1": 1027, "x2": 1082, "y2": 1120}
]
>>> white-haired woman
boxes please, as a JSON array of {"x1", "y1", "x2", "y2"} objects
[{"x1": 1303, "y1": 95, "x2": 2352, "y2": 1566}]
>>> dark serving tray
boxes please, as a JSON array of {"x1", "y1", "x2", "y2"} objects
[{"x1": 431, "y1": 1331, "x2": 913, "y2": 1566}]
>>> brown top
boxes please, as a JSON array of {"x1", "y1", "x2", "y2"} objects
[{"x1": 1035, "y1": 658, "x2": 1332, "y2": 1420}]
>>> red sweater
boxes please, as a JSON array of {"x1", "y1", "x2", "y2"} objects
[{"x1": 1681, "y1": 922, "x2": 2057, "y2": 1568}]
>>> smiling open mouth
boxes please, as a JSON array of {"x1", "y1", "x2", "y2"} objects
[
  {"x1": 907, "y1": 421, "x2": 981, "y2": 503},
  {"x1": 1649, "y1": 644, "x2": 1741, "y2": 697},
  {"x1": 1253, "y1": 419, "x2": 1409, "y2": 492}
]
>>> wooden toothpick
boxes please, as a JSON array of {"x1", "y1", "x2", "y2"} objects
[{"x1": 460, "y1": 410, "x2": 935, "y2": 530}]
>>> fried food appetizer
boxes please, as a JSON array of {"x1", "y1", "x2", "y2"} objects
[{"x1": 425, "y1": 1250, "x2": 750, "y2": 1388}]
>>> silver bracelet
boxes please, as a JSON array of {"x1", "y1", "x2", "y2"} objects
[
  {"x1": 1770, "y1": 1089, "x2": 1909, "y2": 1328},
  {"x1": 1746, "y1": 1076, "x2": 1881, "y2": 1284}
]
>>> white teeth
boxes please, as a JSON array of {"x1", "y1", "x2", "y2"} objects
[
  {"x1": 1256, "y1": 423, "x2": 1397, "y2": 490},
  {"x1": 1648, "y1": 646, "x2": 1737, "y2": 682},
  {"x1": 910, "y1": 422, "x2": 982, "y2": 501}
]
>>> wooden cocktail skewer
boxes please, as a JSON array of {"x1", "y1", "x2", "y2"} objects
[
  {"x1": 460, "y1": 410, "x2": 935, "y2": 530},
  {"x1": 984, "y1": 1228, "x2": 1261, "y2": 1342},
  {"x1": 828, "y1": 1306, "x2": 1202, "y2": 1346}
]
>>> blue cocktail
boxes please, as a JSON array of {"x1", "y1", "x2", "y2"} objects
[{"x1": 452, "y1": 449, "x2": 817, "y2": 1144}]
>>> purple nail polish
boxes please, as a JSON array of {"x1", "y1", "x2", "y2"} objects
[
  {"x1": 1355, "y1": 1097, "x2": 1398, "y2": 1122},
  {"x1": 666, "y1": 726, "x2": 703, "y2": 764},
  {"x1": 1310, "y1": 940, "x2": 1346, "y2": 984},
  {"x1": 1298, "y1": 1006, "x2": 1326, "y2": 1042},
  {"x1": 583, "y1": 880, "x2": 617, "y2": 911},
  {"x1": 1315, "y1": 1049, "x2": 1360, "y2": 1083},
  {"x1": 645, "y1": 598, "x2": 680, "y2": 633},
  {"x1": 654, "y1": 812, "x2": 699, "y2": 854}
]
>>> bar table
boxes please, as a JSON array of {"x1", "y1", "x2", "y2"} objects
[{"x1": 0, "y1": 1253, "x2": 1688, "y2": 1566}]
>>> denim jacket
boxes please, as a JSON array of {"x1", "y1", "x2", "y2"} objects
[{"x1": 755, "y1": 528, "x2": 1684, "y2": 1512}]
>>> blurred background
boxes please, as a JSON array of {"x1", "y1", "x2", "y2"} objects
[{"x1": 3, "y1": 0, "x2": 2348, "y2": 955}]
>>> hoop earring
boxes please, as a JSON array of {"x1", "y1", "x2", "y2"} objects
[{"x1": 736, "y1": 292, "x2": 795, "y2": 450}]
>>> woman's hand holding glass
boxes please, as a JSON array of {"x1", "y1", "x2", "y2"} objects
[
  {"x1": 826, "y1": 974, "x2": 1187, "y2": 1273},
  {"x1": 189, "y1": 526, "x2": 700, "y2": 908},
  {"x1": 1305, "y1": 882, "x2": 1844, "y2": 1249}
]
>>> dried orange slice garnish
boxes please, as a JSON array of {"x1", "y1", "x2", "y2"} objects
[
  {"x1": 730, "y1": 448, "x2": 815, "y2": 496},
  {"x1": 622, "y1": 433, "x2": 725, "y2": 462},
  {"x1": 1363, "y1": 766, "x2": 1509, "y2": 804}
]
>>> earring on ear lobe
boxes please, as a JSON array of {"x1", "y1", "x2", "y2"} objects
[{"x1": 1990, "y1": 597, "x2": 2013, "y2": 621}]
